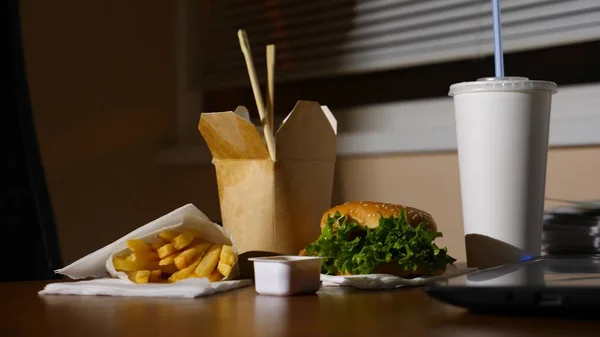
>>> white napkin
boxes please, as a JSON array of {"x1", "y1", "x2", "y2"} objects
[
  {"x1": 39, "y1": 278, "x2": 252, "y2": 299},
  {"x1": 320, "y1": 264, "x2": 476, "y2": 289}
]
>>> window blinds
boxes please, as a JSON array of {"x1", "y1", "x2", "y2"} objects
[{"x1": 198, "y1": 0, "x2": 600, "y2": 89}]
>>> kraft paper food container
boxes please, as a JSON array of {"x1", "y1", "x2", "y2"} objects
[
  {"x1": 55, "y1": 204, "x2": 240, "y2": 283},
  {"x1": 198, "y1": 100, "x2": 337, "y2": 255}
]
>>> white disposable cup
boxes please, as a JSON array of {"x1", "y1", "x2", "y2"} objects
[{"x1": 449, "y1": 77, "x2": 557, "y2": 269}]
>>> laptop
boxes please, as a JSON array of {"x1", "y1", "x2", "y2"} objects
[{"x1": 425, "y1": 256, "x2": 600, "y2": 315}]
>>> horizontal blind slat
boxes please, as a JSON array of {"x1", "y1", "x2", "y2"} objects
[
  {"x1": 204, "y1": 9, "x2": 600, "y2": 71},
  {"x1": 207, "y1": 0, "x2": 592, "y2": 56},
  {"x1": 196, "y1": 0, "x2": 600, "y2": 89}
]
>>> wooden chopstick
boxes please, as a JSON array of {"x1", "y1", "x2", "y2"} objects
[
  {"x1": 266, "y1": 44, "x2": 275, "y2": 134},
  {"x1": 237, "y1": 29, "x2": 276, "y2": 161}
]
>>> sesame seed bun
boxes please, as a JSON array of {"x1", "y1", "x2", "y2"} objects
[{"x1": 320, "y1": 201, "x2": 438, "y2": 232}]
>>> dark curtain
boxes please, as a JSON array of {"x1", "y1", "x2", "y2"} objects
[{"x1": 0, "y1": 0, "x2": 63, "y2": 281}]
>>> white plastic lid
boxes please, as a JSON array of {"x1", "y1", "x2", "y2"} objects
[{"x1": 448, "y1": 77, "x2": 557, "y2": 96}]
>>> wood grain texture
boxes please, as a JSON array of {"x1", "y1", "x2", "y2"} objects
[{"x1": 4, "y1": 281, "x2": 600, "y2": 337}]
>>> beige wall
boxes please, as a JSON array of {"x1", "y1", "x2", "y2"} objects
[
  {"x1": 20, "y1": 1, "x2": 220, "y2": 264},
  {"x1": 336, "y1": 147, "x2": 600, "y2": 263},
  {"x1": 20, "y1": 2, "x2": 600, "y2": 265}
]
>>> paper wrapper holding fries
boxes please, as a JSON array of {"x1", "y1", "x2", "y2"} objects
[
  {"x1": 42, "y1": 204, "x2": 251, "y2": 297},
  {"x1": 105, "y1": 212, "x2": 240, "y2": 284}
]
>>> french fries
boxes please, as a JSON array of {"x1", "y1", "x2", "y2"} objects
[
  {"x1": 174, "y1": 242, "x2": 211, "y2": 269},
  {"x1": 112, "y1": 228, "x2": 237, "y2": 284},
  {"x1": 159, "y1": 254, "x2": 177, "y2": 266},
  {"x1": 159, "y1": 263, "x2": 179, "y2": 275},
  {"x1": 151, "y1": 240, "x2": 166, "y2": 251},
  {"x1": 218, "y1": 245, "x2": 237, "y2": 277},
  {"x1": 194, "y1": 244, "x2": 222, "y2": 278},
  {"x1": 149, "y1": 270, "x2": 162, "y2": 283},
  {"x1": 157, "y1": 243, "x2": 178, "y2": 259},
  {"x1": 113, "y1": 256, "x2": 159, "y2": 272},
  {"x1": 157, "y1": 229, "x2": 178, "y2": 242},
  {"x1": 217, "y1": 261, "x2": 233, "y2": 277},
  {"x1": 208, "y1": 269, "x2": 223, "y2": 282},
  {"x1": 173, "y1": 231, "x2": 195, "y2": 250},
  {"x1": 126, "y1": 251, "x2": 159, "y2": 262},
  {"x1": 127, "y1": 239, "x2": 152, "y2": 253},
  {"x1": 129, "y1": 270, "x2": 151, "y2": 284},
  {"x1": 168, "y1": 256, "x2": 203, "y2": 283},
  {"x1": 220, "y1": 245, "x2": 237, "y2": 266}
]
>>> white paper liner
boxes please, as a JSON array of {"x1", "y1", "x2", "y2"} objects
[{"x1": 320, "y1": 264, "x2": 477, "y2": 289}]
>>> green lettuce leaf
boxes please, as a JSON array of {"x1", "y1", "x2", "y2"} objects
[{"x1": 304, "y1": 210, "x2": 456, "y2": 275}]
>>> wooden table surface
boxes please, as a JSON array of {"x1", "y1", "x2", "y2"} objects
[{"x1": 2, "y1": 281, "x2": 600, "y2": 337}]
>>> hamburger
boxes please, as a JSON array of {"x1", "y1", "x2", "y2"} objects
[{"x1": 300, "y1": 201, "x2": 456, "y2": 278}]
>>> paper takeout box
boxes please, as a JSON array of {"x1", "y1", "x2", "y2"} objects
[
  {"x1": 56, "y1": 204, "x2": 239, "y2": 283},
  {"x1": 199, "y1": 100, "x2": 337, "y2": 255}
]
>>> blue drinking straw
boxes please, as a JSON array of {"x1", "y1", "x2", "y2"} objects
[{"x1": 491, "y1": 0, "x2": 504, "y2": 77}]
